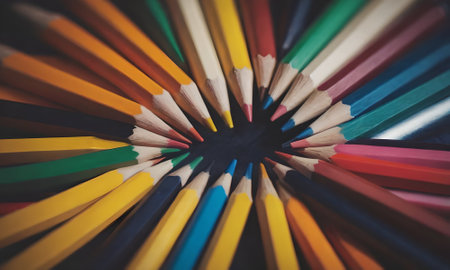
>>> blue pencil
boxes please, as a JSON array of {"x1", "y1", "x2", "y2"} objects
[
  {"x1": 291, "y1": 33, "x2": 450, "y2": 141},
  {"x1": 164, "y1": 159, "x2": 237, "y2": 270},
  {"x1": 89, "y1": 156, "x2": 203, "y2": 269}
]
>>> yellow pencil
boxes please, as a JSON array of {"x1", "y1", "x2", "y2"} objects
[
  {"x1": 255, "y1": 164, "x2": 299, "y2": 270},
  {"x1": 199, "y1": 163, "x2": 253, "y2": 270},
  {"x1": 0, "y1": 136, "x2": 127, "y2": 166},
  {"x1": 2, "y1": 154, "x2": 189, "y2": 270},
  {"x1": 0, "y1": 160, "x2": 157, "y2": 249},
  {"x1": 127, "y1": 165, "x2": 211, "y2": 270},
  {"x1": 276, "y1": 183, "x2": 345, "y2": 270},
  {"x1": 201, "y1": 0, "x2": 254, "y2": 122}
]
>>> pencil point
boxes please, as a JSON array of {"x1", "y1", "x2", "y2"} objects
[
  {"x1": 223, "y1": 110, "x2": 234, "y2": 128},
  {"x1": 291, "y1": 139, "x2": 310, "y2": 149},
  {"x1": 259, "y1": 163, "x2": 268, "y2": 178},
  {"x1": 275, "y1": 151, "x2": 292, "y2": 160},
  {"x1": 262, "y1": 96, "x2": 273, "y2": 110},
  {"x1": 281, "y1": 141, "x2": 292, "y2": 148},
  {"x1": 189, "y1": 127, "x2": 204, "y2": 142},
  {"x1": 243, "y1": 104, "x2": 253, "y2": 122},
  {"x1": 225, "y1": 159, "x2": 237, "y2": 176},
  {"x1": 271, "y1": 105, "x2": 287, "y2": 121},
  {"x1": 281, "y1": 119, "x2": 295, "y2": 132},
  {"x1": 264, "y1": 157, "x2": 277, "y2": 167},
  {"x1": 189, "y1": 156, "x2": 204, "y2": 169},
  {"x1": 294, "y1": 128, "x2": 313, "y2": 140},
  {"x1": 161, "y1": 148, "x2": 182, "y2": 154},
  {"x1": 172, "y1": 152, "x2": 190, "y2": 167},
  {"x1": 205, "y1": 117, "x2": 217, "y2": 132},
  {"x1": 205, "y1": 162, "x2": 215, "y2": 172},
  {"x1": 245, "y1": 163, "x2": 253, "y2": 179},
  {"x1": 167, "y1": 140, "x2": 190, "y2": 149},
  {"x1": 169, "y1": 129, "x2": 192, "y2": 144}
]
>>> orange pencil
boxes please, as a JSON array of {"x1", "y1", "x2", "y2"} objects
[
  {"x1": 65, "y1": 0, "x2": 217, "y2": 132},
  {"x1": 12, "y1": 3, "x2": 200, "y2": 141}
]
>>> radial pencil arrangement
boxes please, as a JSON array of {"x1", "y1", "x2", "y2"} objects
[{"x1": 0, "y1": 0, "x2": 449, "y2": 269}]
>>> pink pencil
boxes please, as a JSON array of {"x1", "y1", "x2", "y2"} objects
[{"x1": 389, "y1": 190, "x2": 450, "y2": 214}]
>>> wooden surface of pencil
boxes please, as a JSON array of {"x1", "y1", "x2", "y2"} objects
[
  {"x1": 164, "y1": 159, "x2": 236, "y2": 270},
  {"x1": 300, "y1": 144, "x2": 450, "y2": 170},
  {"x1": 167, "y1": 0, "x2": 233, "y2": 128},
  {"x1": 0, "y1": 44, "x2": 187, "y2": 143},
  {"x1": 0, "y1": 145, "x2": 170, "y2": 196},
  {"x1": 275, "y1": 152, "x2": 450, "y2": 252},
  {"x1": 0, "y1": 84, "x2": 62, "y2": 110},
  {"x1": 388, "y1": 190, "x2": 450, "y2": 214},
  {"x1": 290, "y1": 70, "x2": 450, "y2": 148},
  {"x1": 263, "y1": 0, "x2": 365, "y2": 109},
  {"x1": 266, "y1": 159, "x2": 449, "y2": 269},
  {"x1": 276, "y1": 183, "x2": 344, "y2": 270},
  {"x1": 127, "y1": 164, "x2": 210, "y2": 270},
  {"x1": 202, "y1": 0, "x2": 254, "y2": 122},
  {"x1": 323, "y1": 226, "x2": 383, "y2": 270},
  {"x1": 1, "y1": 155, "x2": 188, "y2": 270},
  {"x1": 199, "y1": 163, "x2": 253, "y2": 270},
  {"x1": 254, "y1": 164, "x2": 299, "y2": 270},
  {"x1": 0, "y1": 99, "x2": 188, "y2": 149},
  {"x1": 91, "y1": 157, "x2": 202, "y2": 270},
  {"x1": 0, "y1": 160, "x2": 157, "y2": 248},
  {"x1": 283, "y1": 3, "x2": 446, "y2": 128},
  {"x1": 274, "y1": 0, "x2": 416, "y2": 120},
  {"x1": 296, "y1": 39, "x2": 450, "y2": 139},
  {"x1": 66, "y1": 0, "x2": 216, "y2": 133},
  {"x1": 239, "y1": 0, "x2": 276, "y2": 99},
  {"x1": 0, "y1": 136, "x2": 128, "y2": 166},
  {"x1": 11, "y1": 3, "x2": 197, "y2": 142}
]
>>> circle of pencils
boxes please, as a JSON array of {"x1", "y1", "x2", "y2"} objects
[{"x1": 0, "y1": 1, "x2": 449, "y2": 269}]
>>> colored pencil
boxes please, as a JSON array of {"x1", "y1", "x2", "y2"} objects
[
  {"x1": 0, "y1": 136, "x2": 128, "y2": 166},
  {"x1": 0, "y1": 202, "x2": 33, "y2": 216},
  {"x1": 274, "y1": 0, "x2": 416, "y2": 118},
  {"x1": 276, "y1": 183, "x2": 344, "y2": 270},
  {"x1": 65, "y1": 0, "x2": 216, "y2": 133},
  {"x1": 0, "y1": 84, "x2": 62, "y2": 110},
  {"x1": 263, "y1": 0, "x2": 365, "y2": 109},
  {"x1": 11, "y1": 3, "x2": 200, "y2": 140},
  {"x1": 275, "y1": 152, "x2": 450, "y2": 253},
  {"x1": 239, "y1": 0, "x2": 277, "y2": 100},
  {"x1": 0, "y1": 44, "x2": 188, "y2": 143},
  {"x1": 347, "y1": 138, "x2": 450, "y2": 151},
  {"x1": 325, "y1": 153, "x2": 450, "y2": 195},
  {"x1": 199, "y1": 163, "x2": 253, "y2": 270},
  {"x1": 201, "y1": 0, "x2": 254, "y2": 122},
  {"x1": 166, "y1": 0, "x2": 233, "y2": 128},
  {"x1": 388, "y1": 190, "x2": 450, "y2": 214},
  {"x1": 267, "y1": 159, "x2": 448, "y2": 268},
  {"x1": 372, "y1": 96, "x2": 450, "y2": 140},
  {"x1": 0, "y1": 145, "x2": 172, "y2": 195},
  {"x1": 127, "y1": 163, "x2": 210, "y2": 270},
  {"x1": 0, "y1": 160, "x2": 159, "y2": 248},
  {"x1": 300, "y1": 144, "x2": 450, "y2": 169},
  {"x1": 296, "y1": 39, "x2": 450, "y2": 139},
  {"x1": 90, "y1": 156, "x2": 203, "y2": 269},
  {"x1": 164, "y1": 159, "x2": 236, "y2": 270},
  {"x1": 2, "y1": 154, "x2": 189, "y2": 270},
  {"x1": 323, "y1": 226, "x2": 383, "y2": 270},
  {"x1": 289, "y1": 70, "x2": 450, "y2": 148},
  {"x1": 0, "y1": 100, "x2": 189, "y2": 149},
  {"x1": 117, "y1": 0, "x2": 187, "y2": 70},
  {"x1": 280, "y1": 4, "x2": 446, "y2": 127},
  {"x1": 253, "y1": 164, "x2": 299, "y2": 270}
]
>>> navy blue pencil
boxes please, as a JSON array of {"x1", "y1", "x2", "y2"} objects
[{"x1": 89, "y1": 156, "x2": 203, "y2": 269}]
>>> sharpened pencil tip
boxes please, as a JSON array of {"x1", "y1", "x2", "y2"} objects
[
  {"x1": 161, "y1": 148, "x2": 181, "y2": 154},
  {"x1": 264, "y1": 157, "x2": 277, "y2": 167},
  {"x1": 223, "y1": 110, "x2": 234, "y2": 128},
  {"x1": 189, "y1": 156, "x2": 203, "y2": 169},
  {"x1": 172, "y1": 152, "x2": 190, "y2": 166},
  {"x1": 205, "y1": 162, "x2": 215, "y2": 173},
  {"x1": 167, "y1": 140, "x2": 190, "y2": 149},
  {"x1": 205, "y1": 117, "x2": 217, "y2": 132},
  {"x1": 243, "y1": 104, "x2": 252, "y2": 122},
  {"x1": 225, "y1": 159, "x2": 237, "y2": 175},
  {"x1": 189, "y1": 127, "x2": 204, "y2": 142},
  {"x1": 290, "y1": 139, "x2": 310, "y2": 149},
  {"x1": 271, "y1": 105, "x2": 287, "y2": 121},
  {"x1": 262, "y1": 96, "x2": 273, "y2": 110},
  {"x1": 275, "y1": 151, "x2": 292, "y2": 160},
  {"x1": 259, "y1": 163, "x2": 269, "y2": 178},
  {"x1": 294, "y1": 128, "x2": 313, "y2": 141},
  {"x1": 245, "y1": 163, "x2": 253, "y2": 179},
  {"x1": 281, "y1": 119, "x2": 295, "y2": 132},
  {"x1": 281, "y1": 141, "x2": 292, "y2": 148},
  {"x1": 169, "y1": 129, "x2": 192, "y2": 144}
]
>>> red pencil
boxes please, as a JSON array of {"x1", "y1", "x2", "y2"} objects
[
  {"x1": 239, "y1": 0, "x2": 277, "y2": 100},
  {"x1": 282, "y1": 3, "x2": 446, "y2": 124},
  {"x1": 275, "y1": 151, "x2": 450, "y2": 254}
]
